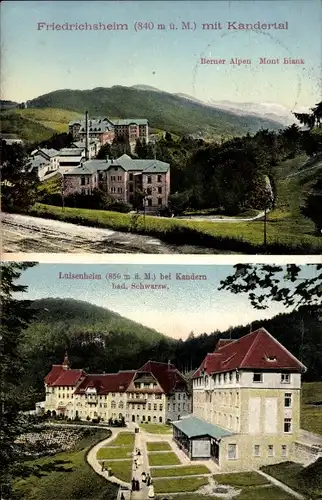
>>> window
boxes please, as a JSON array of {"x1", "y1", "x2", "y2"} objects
[
  {"x1": 129, "y1": 185, "x2": 133, "y2": 192},
  {"x1": 158, "y1": 186, "x2": 162, "y2": 194},
  {"x1": 236, "y1": 371, "x2": 240, "y2": 382},
  {"x1": 118, "y1": 176, "x2": 122, "y2": 181},
  {"x1": 157, "y1": 175, "x2": 162, "y2": 182},
  {"x1": 147, "y1": 187, "x2": 152, "y2": 195},
  {"x1": 229, "y1": 372, "x2": 233, "y2": 383},
  {"x1": 81, "y1": 176, "x2": 85, "y2": 185},
  {"x1": 178, "y1": 404, "x2": 181, "y2": 411},
  {"x1": 268, "y1": 445, "x2": 274, "y2": 457},
  {"x1": 158, "y1": 198, "x2": 162, "y2": 205},
  {"x1": 154, "y1": 404, "x2": 157, "y2": 410},
  {"x1": 117, "y1": 187, "x2": 122, "y2": 194},
  {"x1": 159, "y1": 416, "x2": 162, "y2": 423},
  {"x1": 281, "y1": 373, "x2": 291, "y2": 384},
  {"x1": 284, "y1": 393, "x2": 292, "y2": 407},
  {"x1": 111, "y1": 401, "x2": 116, "y2": 408},
  {"x1": 284, "y1": 418, "x2": 292, "y2": 433},
  {"x1": 236, "y1": 392, "x2": 239, "y2": 407},
  {"x1": 159, "y1": 404, "x2": 163, "y2": 411},
  {"x1": 111, "y1": 175, "x2": 116, "y2": 181},
  {"x1": 147, "y1": 199, "x2": 152, "y2": 207},
  {"x1": 155, "y1": 394, "x2": 162, "y2": 399},
  {"x1": 227, "y1": 444, "x2": 237, "y2": 460},
  {"x1": 173, "y1": 404, "x2": 175, "y2": 411},
  {"x1": 148, "y1": 416, "x2": 151, "y2": 422},
  {"x1": 254, "y1": 445, "x2": 260, "y2": 457},
  {"x1": 129, "y1": 173, "x2": 133, "y2": 181},
  {"x1": 148, "y1": 403, "x2": 151, "y2": 410},
  {"x1": 253, "y1": 373, "x2": 263, "y2": 383},
  {"x1": 281, "y1": 445, "x2": 287, "y2": 457}
]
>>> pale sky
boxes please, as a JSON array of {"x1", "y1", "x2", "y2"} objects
[
  {"x1": 16, "y1": 263, "x2": 317, "y2": 340},
  {"x1": 1, "y1": 0, "x2": 321, "y2": 108}
]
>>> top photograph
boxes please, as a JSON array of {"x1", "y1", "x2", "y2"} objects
[{"x1": 1, "y1": 0, "x2": 321, "y2": 255}]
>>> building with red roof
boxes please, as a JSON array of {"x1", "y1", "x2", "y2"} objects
[
  {"x1": 172, "y1": 328, "x2": 307, "y2": 472},
  {"x1": 44, "y1": 355, "x2": 191, "y2": 424}
]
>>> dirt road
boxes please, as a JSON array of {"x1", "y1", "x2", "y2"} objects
[{"x1": 1, "y1": 213, "x2": 223, "y2": 254}]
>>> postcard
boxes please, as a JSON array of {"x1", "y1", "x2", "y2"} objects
[
  {"x1": 1, "y1": 0, "x2": 321, "y2": 255},
  {"x1": 1, "y1": 260, "x2": 321, "y2": 500}
]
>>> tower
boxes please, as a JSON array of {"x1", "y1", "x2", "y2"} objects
[{"x1": 62, "y1": 350, "x2": 70, "y2": 370}]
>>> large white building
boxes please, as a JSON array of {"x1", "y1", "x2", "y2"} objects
[
  {"x1": 44, "y1": 356, "x2": 191, "y2": 424},
  {"x1": 172, "y1": 328, "x2": 307, "y2": 471}
]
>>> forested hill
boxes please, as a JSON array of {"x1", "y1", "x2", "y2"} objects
[
  {"x1": 26, "y1": 85, "x2": 281, "y2": 138},
  {"x1": 176, "y1": 306, "x2": 322, "y2": 382},
  {"x1": 21, "y1": 299, "x2": 321, "y2": 407}
]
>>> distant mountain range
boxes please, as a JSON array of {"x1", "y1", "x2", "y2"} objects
[
  {"x1": 24, "y1": 85, "x2": 284, "y2": 139},
  {"x1": 133, "y1": 85, "x2": 304, "y2": 127}
]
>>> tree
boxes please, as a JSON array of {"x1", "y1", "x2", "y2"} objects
[
  {"x1": 0, "y1": 262, "x2": 38, "y2": 498},
  {"x1": 0, "y1": 141, "x2": 40, "y2": 213},
  {"x1": 219, "y1": 264, "x2": 322, "y2": 310},
  {"x1": 302, "y1": 176, "x2": 322, "y2": 233}
]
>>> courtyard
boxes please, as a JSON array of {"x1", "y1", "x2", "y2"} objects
[{"x1": 91, "y1": 426, "x2": 302, "y2": 499}]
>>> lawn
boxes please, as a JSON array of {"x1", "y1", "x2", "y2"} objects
[
  {"x1": 148, "y1": 452, "x2": 181, "y2": 466},
  {"x1": 146, "y1": 442, "x2": 172, "y2": 452},
  {"x1": 155, "y1": 486, "x2": 295, "y2": 500},
  {"x1": 140, "y1": 423, "x2": 172, "y2": 434},
  {"x1": 29, "y1": 199, "x2": 322, "y2": 254},
  {"x1": 213, "y1": 471, "x2": 269, "y2": 487},
  {"x1": 153, "y1": 476, "x2": 209, "y2": 494},
  {"x1": 109, "y1": 432, "x2": 135, "y2": 447},
  {"x1": 301, "y1": 382, "x2": 322, "y2": 435},
  {"x1": 262, "y1": 462, "x2": 304, "y2": 492},
  {"x1": 13, "y1": 429, "x2": 117, "y2": 500},
  {"x1": 151, "y1": 464, "x2": 211, "y2": 477},
  {"x1": 100, "y1": 459, "x2": 132, "y2": 483},
  {"x1": 96, "y1": 445, "x2": 133, "y2": 460}
]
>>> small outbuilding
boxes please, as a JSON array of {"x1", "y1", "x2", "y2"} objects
[{"x1": 172, "y1": 416, "x2": 234, "y2": 461}]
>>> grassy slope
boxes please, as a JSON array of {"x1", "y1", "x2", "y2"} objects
[
  {"x1": 301, "y1": 382, "x2": 322, "y2": 435},
  {"x1": 30, "y1": 200, "x2": 322, "y2": 253},
  {"x1": 13, "y1": 429, "x2": 117, "y2": 500},
  {"x1": 0, "y1": 108, "x2": 83, "y2": 142}
]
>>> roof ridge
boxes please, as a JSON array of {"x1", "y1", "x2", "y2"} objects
[{"x1": 239, "y1": 330, "x2": 261, "y2": 367}]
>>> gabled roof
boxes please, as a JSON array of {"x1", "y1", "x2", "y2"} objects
[
  {"x1": 51, "y1": 369, "x2": 86, "y2": 387},
  {"x1": 215, "y1": 339, "x2": 235, "y2": 350},
  {"x1": 31, "y1": 148, "x2": 59, "y2": 159},
  {"x1": 58, "y1": 148, "x2": 84, "y2": 157},
  {"x1": 64, "y1": 155, "x2": 170, "y2": 175},
  {"x1": 193, "y1": 328, "x2": 306, "y2": 378},
  {"x1": 44, "y1": 365, "x2": 65, "y2": 385},
  {"x1": 74, "y1": 371, "x2": 135, "y2": 395},
  {"x1": 172, "y1": 416, "x2": 234, "y2": 440},
  {"x1": 110, "y1": 119, "x2": 148, "y2": 126},
  {"x1": 137, "y1": 361, "x2": 188, "y2": 394}
]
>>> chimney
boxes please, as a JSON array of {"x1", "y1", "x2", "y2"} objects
[{"x1": 85, "y1": 110, "x2": 89, "y2": 161}]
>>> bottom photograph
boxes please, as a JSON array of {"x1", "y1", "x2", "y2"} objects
[{"x1": 1, "y1": 262, "x2": 322, "y2": 500}]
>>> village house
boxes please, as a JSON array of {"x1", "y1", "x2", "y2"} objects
[
  {"x1": 62, "y1": 154, "x2": 170, "y2": 212},
  {"x1": 44, "y1": 356, "x2": 191, "y2": 424},
  {"x1": 70, "y1": 139, "x2": 101, "y2": 158},
  {"x1": 172, "y1": 328, "x2": 307, "y2": 471},
  {"x1": 28, "y1": 148, "x2": 60, "y2": 179},
  {"x1": 56, "y1": 148, "x2": 85, "y2": 172}
]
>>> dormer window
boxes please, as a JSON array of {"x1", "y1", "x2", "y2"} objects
[
  {"x1": 253, "y1": 373, "x2": 263, "y2": 383},
  {"x1": 265, "y1": 355, "x2": 277, "y2": 362},
  {"x1": 281, "y1": 373, "x2": 291, "y2": 384}
]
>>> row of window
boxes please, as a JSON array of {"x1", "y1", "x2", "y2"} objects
[
  {"x1": 168, "y1": 403, "x2": 188, "y2": 412},
  {"x1": 227, "y1": 443, "x2": 288, "y2": 460},
  {"x1": 194, "y1": 391, "x2": 240, "y2": 407},
  {"x1": 253, "y1": 373, "x2": 291, "y2": 384}
]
